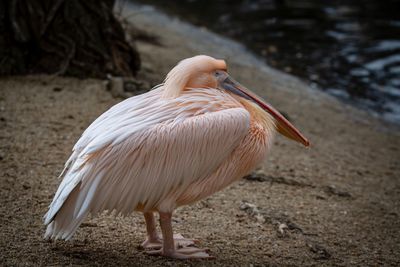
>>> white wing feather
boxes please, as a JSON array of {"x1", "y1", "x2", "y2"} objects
[{"x1": 44, "y1": 87, "x2": 250, "y2": 239}]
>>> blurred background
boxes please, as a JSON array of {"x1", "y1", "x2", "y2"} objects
[{"x1": 138, "y1": 0, "x2": 400, "y2": 123}]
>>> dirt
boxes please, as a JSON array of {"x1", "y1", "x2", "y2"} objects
[{"x1": 1, "y1": 3, "x2": 400, "y2": 266}]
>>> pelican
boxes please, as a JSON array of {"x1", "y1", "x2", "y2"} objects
[{"x1": 44, "y1": 55, "x2": 309, "y2": 259}]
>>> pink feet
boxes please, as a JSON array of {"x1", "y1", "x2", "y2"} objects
[
  {"x1": 146, "y1": 246, "x2": 213, "y2": 259},
  {"x1": 141, "y1": 212, "x2": 213, "y2": 259},
  {"x1": 141, "y1": 233, "x2": 213, "y2": 259},
  {"x1": 140, "y1": 236, "x2": 163, "y2": 250},
  {"x1": 140, "y1": 233, "x2": 198, "y2": 249},
  {"x1": 172, "y1": 233, "x2": 199, "y2": 248}
]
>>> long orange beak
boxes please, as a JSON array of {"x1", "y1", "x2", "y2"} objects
[{"x1": 218, "y1": 72, "x2": 310, "y2": 147}]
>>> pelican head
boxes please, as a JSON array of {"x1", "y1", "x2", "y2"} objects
[{"x1": 163, "y1": 55, "x2": 310, "y2": 147}]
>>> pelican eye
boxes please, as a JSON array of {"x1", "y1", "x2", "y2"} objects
[{"x1": 214, "y1": 70, "x2": 223, "y2": 77}]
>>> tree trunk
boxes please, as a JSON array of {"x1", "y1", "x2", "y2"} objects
[{"x1": 0, "y1": 0, "x2": 140, "y2": 78}]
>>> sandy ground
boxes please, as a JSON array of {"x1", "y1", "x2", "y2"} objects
[{"x1": 1, "y1": 2, "x2": 400, "y2": 266}]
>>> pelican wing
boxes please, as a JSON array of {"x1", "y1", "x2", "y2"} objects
[{"x1": 44, "y1": 87, "x2": 250, "y2": 239}]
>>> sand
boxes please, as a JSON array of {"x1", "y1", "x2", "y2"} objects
[{"x1": 1, "y1": 2, "x2": 400, "y2": 266}]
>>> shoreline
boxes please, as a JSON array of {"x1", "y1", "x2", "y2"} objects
[
  {"x1": 122, "y1": 2, "x2": 399, "y2": 132},
  {"x1": 126, "y1": 0, "x2": 400, "y2": 126}
]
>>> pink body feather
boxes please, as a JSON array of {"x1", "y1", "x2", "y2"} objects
[{"x1": 44, "y1": 56, "x2": 276, "y2": 241}]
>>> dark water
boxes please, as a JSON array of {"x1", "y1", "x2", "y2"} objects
[{"x1": 136, "y1": 0, "x2": 400, "y2": 123}]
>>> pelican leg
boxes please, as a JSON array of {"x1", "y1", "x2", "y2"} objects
[
  {"x1": 146, "y1": 211, "x2": 213, "y2": 259},
  {"x1": 140, "y1": 212, "x2": 198, "y2": 250},
  {"x1": 140, "y1": 212, "x2": 162, "y2": 249}
]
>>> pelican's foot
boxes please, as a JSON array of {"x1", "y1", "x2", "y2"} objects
[
  {"x1": 141, "y1": 233, "x2": 198, "y2": 250},
  {"x1": 140, "y1": 236, "x2": 163, "y2": 249},
  {"x1": 172, "y1": 233, "x2": 199, "y2": 248},
  {"x1": 147, "y1": 247, "x2": 214, "y2": 259}
]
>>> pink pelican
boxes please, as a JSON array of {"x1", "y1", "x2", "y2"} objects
[{"x1": 44, "y1": 55, "x2": 309, "y2": 259}]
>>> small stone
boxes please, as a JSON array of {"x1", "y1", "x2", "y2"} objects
[
  {"x1": 22, "y1": 184, "x2": 31, "y2": 190},
  {"x1": 108, "y1": 77, "x2": 125, "y2": 98},
  {"x1": 255, "y1": 214, "x2": 266, "y2": 224},
  {"x1": 278, "y1": 223, "x2": 288, "y2": 234},
  {"x1": 307, "y1": 242, "x2": 331, "y2": 259},
  {"x1": 324, "y1": 185, "x2": 352, "y2": 198}
]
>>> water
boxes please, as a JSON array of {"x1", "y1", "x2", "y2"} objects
[{"x1": 134, "y1": 0, "x2": 400, "y2": 123}]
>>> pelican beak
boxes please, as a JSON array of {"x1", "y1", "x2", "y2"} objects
[{"x1": 218, "y1": 72, "x2": 310, "y2": 147}]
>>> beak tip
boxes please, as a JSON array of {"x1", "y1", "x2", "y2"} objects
[{"x1": 303, "y1": 139, "x2": 310, "y2": 147}]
